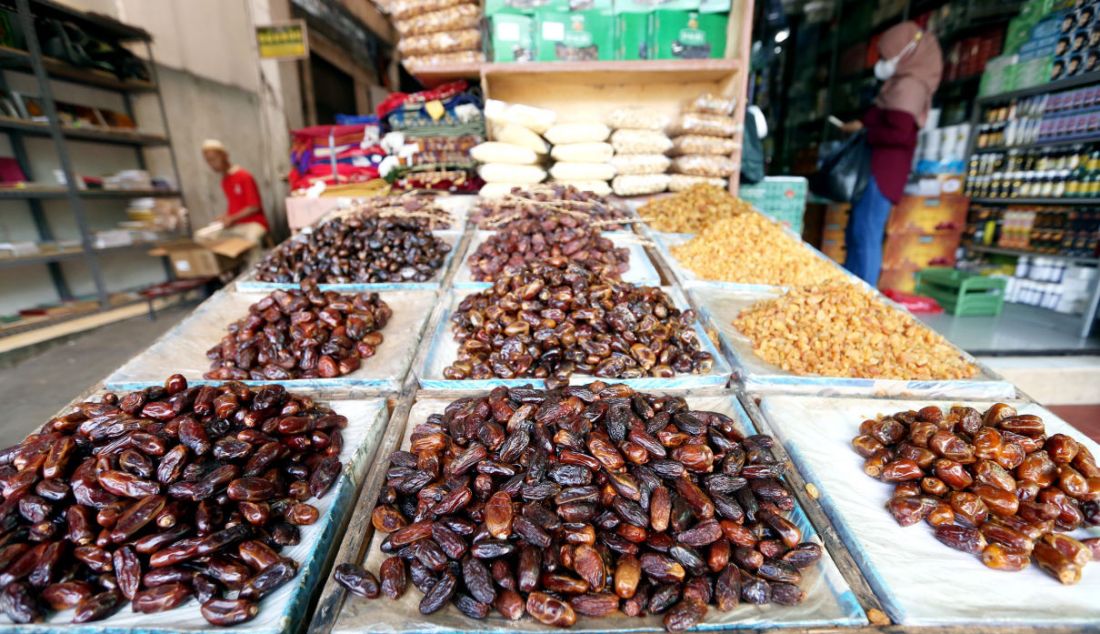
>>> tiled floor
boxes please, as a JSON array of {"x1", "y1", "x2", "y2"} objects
[{"x1": 918, "y1": 303, "x2": 1100, "y2": 355}]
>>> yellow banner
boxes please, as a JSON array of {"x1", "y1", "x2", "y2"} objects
[{"x1": 256, "y1": 21, "x2": 309, "y2": 60}]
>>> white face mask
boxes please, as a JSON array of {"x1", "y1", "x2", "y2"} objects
[{"x1": 875, "y1": 32, "x2": 922, "y2": 81}]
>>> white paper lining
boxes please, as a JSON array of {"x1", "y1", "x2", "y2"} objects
[
  {"x1": 331, "y1": 394, "x2": 867, "y2": 633},
  {"x1": 104, "y1": 289, "x2": 438, "y2": 392},
  {"x1": 757, "y1": 395, "x2": 1100, "y2": 626}
]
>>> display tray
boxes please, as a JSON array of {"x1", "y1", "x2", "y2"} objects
[
  {"x1": 755, "y1": 395, "x2": 1100, "y2": 627},
  {"x1": 329, "y1": 393, "x2": 868, "y2": 634},
  {"x1": 451, "y1": 230, "x2": 662, "y2": 289},
  {"x1": 649, "y1": 231, "x2": 783, "y2": 294},
  {"x1": 0, "y1": 397, "x2": 389, "y2": 634},
  {"x1": 690, "y1": 285, "x2": 1017, "y2": 400},
  {"x1": 103, "y1": 288, "x2": 437, "y2": 392},
  {"x1": 415, "y1": 286, "x2": 732, "y2": 391},
  {"x1": 235, "y1": 230, "x2": 464, "y2": 293}
]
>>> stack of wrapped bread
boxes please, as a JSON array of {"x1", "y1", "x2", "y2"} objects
[
  {"x1": 546, "y1": 122, "x2": 615, "y2": 196},
  {"x1": 475, "y1": 100, "x2": 554, "y2": 198},
  {"x1": 668, "y1": 93, "x2": 739, "y2": 192},
  {"x1": 392, "y1": 0, "x2": 484, "y2": 68},
  {"x1": 607, "y1": 107, "x2": 672, "y2": 196}
]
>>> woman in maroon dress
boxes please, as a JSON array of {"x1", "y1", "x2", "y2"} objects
[{"x1": 840, "y1": 21, "x2": 942, "y2": 284}]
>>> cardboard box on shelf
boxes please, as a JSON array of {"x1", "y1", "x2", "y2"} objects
[
  {"x1": 823, "y1": 202, "x2": 850, "y2": 228},
  {"x1": 492, "y1": 13, "x2": 535, "y2": 61},
  {"x1": 652, "y1": 10, "x2": 727, "y2": 60},
  {"x1": 536, "y1": 9, "x2": 615, "y2": 61},
  {"x1": 887, "y1": 194, "x2": 969, "y2": 234},
  {"x1": 821, "y1": 238, "x2": 846, "y2": 264},
  {"x1": 882, "y1": 231, "x2": 962, "y2": 269},
  {"x1": 616, "y1": 12, "x2": 652, "y2": 60},
  {"x1": 149, "y1": 235, "x2": 255, "y2": 279}
]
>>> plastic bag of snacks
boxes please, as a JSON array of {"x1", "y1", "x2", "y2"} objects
[
  {"x1": 672, "y1": 155, "x2": 737, "y2": 177},
  {"x1": 397, "y1": 28, "x2": 481, "y2": 56},
  {"x1": 686, "y1": 93, "x2": 737, "y2": 115},
  {"x1": 669, "y1": 174, "x2": 727, "y2": 191},
  {"x1": 671, "y1": 134, "x2": 738, "y2": 156},
  {"x1": 610, "y1": 153, "x2": 670, "y2": 175},
  {"x1": 551, "y1": 179, "x2": 612, "y2": 196},
  {"x1": 395, "y1": 3, "x2": 480, "y2": 36},
  {"x1": 606, "y1": 106, "x2": 670, "y2": 131},
  {"x1": 551, "y1": 142, "x2": 614, "y2": 163},
  {"x1": 479, "y1": 163, "x2": 546, "y2": 184},
  {"x1": 672, "y1": 112, "x2": 738, "y2": 138},
  {"x1": 544, "y1": 122, "x2": 611, "y2": 144},
  {"x1": 493, "y1": 122, "x2": 548, "y2": 154},
  {"x1": 402, "y1": 50, "x2": 484, "y2": 67},
  {"x1": 612, "y1": 174, "x2": 670, "y2": 196},
  {"x1": 549, "y1": 162, "x2": 616, "y2": 181},
  {"x1": 391, "y1": 0, "x2": 465, "y2": 19},
  {"x1": 470, "y1": 142, "x2": 538, "y2": 165},
  {"x1": 610, "y1": 129, "x2": 673, "y2": 155}
]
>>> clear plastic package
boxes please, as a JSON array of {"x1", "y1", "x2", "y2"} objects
[
  {"x1": 402, "y1": 50, "x2": 484, "y2": 68},
  {"x1": 544, "y1": 122, "x2": 611, "y2": 144},
  {"x1": 394, "y1": 3, "x2": 480, "y2": 36},
  {"x1": 550, "y1": 179, "x2": 612, "y2": 196},
  {"x1": 612, "y1": 174, "x2": 670, "y2": 196},
  {"x1": 610, "y1": 153, "x2": 670, "y2": 175},
  {"x1": 672, "y1": 112, "x2": 738, "y2": 138},
  {"x1": 687, "y1": 92, "x2": 737, "y2": 115},
  {"x1": 669, "y1": 174, "x2": 728, "y2": 191},
  {"x1": 391, "y1": 0, "x2": 465, "y2": 20},
  {"x1": 550, "y1": 142, "x2": 614, "y2": 163},
  {"x1": 549, "y1": 161, "x2": 616, "y2": 181},
  {"x1": 478, "y1": 163, "x2": 546, "y2": 184},
  {"x1": 610, "y1": 129, "x2": 672, "y2": 155},
  {"x1": 606, "y1": 107, "x2": 670, "y2": 131},
  {"x1": 397, "y1": 28, "x2": 481, "y2": 57},
  {"x1": 672, "y1": 154, "x2": 737, "y2": 178},
  {"x1": 671, "y1": 134, "x2": 738, "y2": 156}
]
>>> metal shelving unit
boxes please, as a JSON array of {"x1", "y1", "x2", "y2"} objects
[{"x1": 0, "y1": 0, "x2": 183, "y2": 310}]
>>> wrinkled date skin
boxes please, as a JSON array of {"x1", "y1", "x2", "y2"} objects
[
  {"x1": 0, "y1": 376, "x2": 344, "y2": 624},
  {"x1": 467, "y1": 216, "x2": 631, "y2": 282},
  {"x1": 853, "y1": 403, "x2": 1098, "y2": 584},
  {"x1": 254, "y1": 212, "x2": 452, "y2": 285},
  {"x1": 205, "y1": 280, "x2": 391, "y2": 381},
  {"x1": 444, "y1": 260, "x2": 714, "y2": 386},
  {"x1": 357, "y1": 385, "x2": 818, "y2": 631}
]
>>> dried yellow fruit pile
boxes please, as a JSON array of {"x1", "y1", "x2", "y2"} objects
[
  {"x1": 734, "y1": 280, "x2": 979, "y2": 380},
  {"x1": 671, "y1": 214, "x2": 842, "y2": 286},
  {"x1": 640, "y1": 184, "x2": 752, "y2": 233}
]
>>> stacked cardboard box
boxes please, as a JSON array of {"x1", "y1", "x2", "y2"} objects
[{"x1": 879, "y1": 195, "x2": 969, "y2": 293}]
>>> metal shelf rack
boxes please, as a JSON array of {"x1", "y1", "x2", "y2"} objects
[{"x1": 0, "y1": 0, "x2": 183, "y2": 310}]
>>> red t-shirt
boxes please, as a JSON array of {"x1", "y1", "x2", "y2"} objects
[{"x1": 221, "y1": 167, "x2": 268, "y2": 229}]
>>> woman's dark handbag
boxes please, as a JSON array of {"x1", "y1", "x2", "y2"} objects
[{"x1": 809, "y1": 131, "x2": 871, "y2": 203}]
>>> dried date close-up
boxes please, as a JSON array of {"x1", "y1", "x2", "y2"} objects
[
  {"x1": 443, "y1": 260, "x2": 714, "y2": 386},
  {"x1": 0, "y1": 375, "x2": 346, "y2": 625},
  {"x1": 205, "y1": 280, "x2": 392, "y2": 381},
  {"x1": 337, "y1": 384, "x2": 823, "y2": 631},
  {"x1": 853, "y1": 403, "x2": 1099, "y2": 583},
  {"x1": 253, "y1": 215, "x2": 451, "y2": 284}
]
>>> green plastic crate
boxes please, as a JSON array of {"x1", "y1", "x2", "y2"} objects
[
  {"x1": 740, "y1": 176, "x2": 807, "y2": 235},
  {"x1": 915, "y1": 268, "x2": 1006, "y2": 316}
]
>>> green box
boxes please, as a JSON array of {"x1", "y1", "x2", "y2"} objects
[
  {"x1": 536, "y1": 9, "x2": 615, "y2": 61},
  {"x1": 652, "y1": 10, "x2": 726, "y2": 60},
  {"x1": 490, "y1": 14, "x2": 535, "y2": 61},
  {"x1": 616, "y1": 12, "x2": 652, "y2": 60}
]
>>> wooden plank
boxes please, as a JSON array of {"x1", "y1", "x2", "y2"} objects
[{"x1": 340, "y1": 0, "x2": 398, "y2": 45}]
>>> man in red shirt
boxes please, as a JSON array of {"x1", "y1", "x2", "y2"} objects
[{"x1": 201, "y1": 139, "x2": 269, "y2": 242}]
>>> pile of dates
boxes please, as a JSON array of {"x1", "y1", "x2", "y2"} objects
[
  {"x1": 471, "y1": 185, "x2": 633, "y2": 231},
  {"x1": 444, "y1": 260, "x2": 714, "y2": 386},
  {"x1": 254, "y1": 216, "x2": 451, "y2": 284},
  {"x1": 853, "y1": 403, "x2": 1100, "y2": 583},
  {"x1": 336, "y1": 384, "x2": 823, "y2": 631},
  {"x1": 205, "y1": 280, "x2": 392, "y2": 381},
  {"x1": 0, "y1": 376, "x2": 345, "y2": 625},
  {"x1": 468, "y1": 215, "x2": 630, "y2": 282}
]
